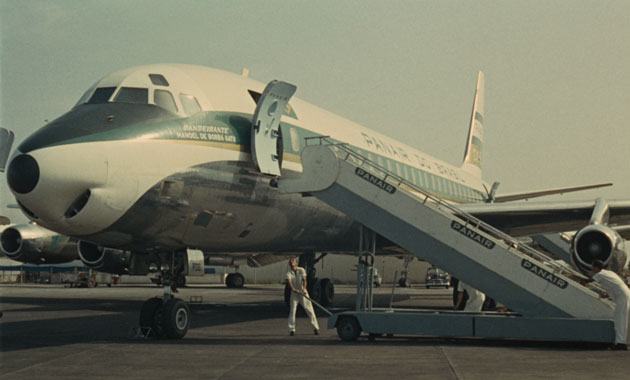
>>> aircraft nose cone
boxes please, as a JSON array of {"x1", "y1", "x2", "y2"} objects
[{"x1": 7, "y1": 154, "x2": 40, "y2": 194}]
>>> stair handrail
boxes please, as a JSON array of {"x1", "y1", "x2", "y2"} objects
[{"x1": 303, "y1": 136, "x2": 603, "y2": 292}]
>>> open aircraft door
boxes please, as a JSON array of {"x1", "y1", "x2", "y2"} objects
[{"x1": 250, "y1": 80, "x2": 296, "y2": 176}]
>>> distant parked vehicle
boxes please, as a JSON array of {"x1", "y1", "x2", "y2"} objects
[{"x1": 425, "y1": 266, "x2": 450, "y2": 289}]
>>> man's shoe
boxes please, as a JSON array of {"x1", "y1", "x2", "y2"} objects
[
  {"x1": 289, "y1": 331, "x2": 295, "y2": 336},
  {"x1": 314, "y1": 329, "x2": 320, "y2": 335},
  {"x1": 614, "y1": 343, "x2": 628, "y2": 351}
]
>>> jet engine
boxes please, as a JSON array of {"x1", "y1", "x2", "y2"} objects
[
  {"x1": 78, "y1": 241, "x2": 135, "y2": 275},
  {"x1": 571, "y1": 224, "x2": 626, "y2": 274},
  {"x1": 569, "y1": 198, "x2": 627, "y2": 275},
  {"x1": 0, "y1": 223, "x2": 78, "y2": 264}
]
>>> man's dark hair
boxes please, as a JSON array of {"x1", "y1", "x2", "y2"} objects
[{"x1": 592, "y1": 260, "x2": 605, "y2": 270}]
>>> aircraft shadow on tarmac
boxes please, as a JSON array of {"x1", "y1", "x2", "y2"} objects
[
  {"x1": 0, "y1": 295, "x2": 291, "y2": 352},
  {"x1": 0, "y1": 294, "x2": 609, "y2": 352}
]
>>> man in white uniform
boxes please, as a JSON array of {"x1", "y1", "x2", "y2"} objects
[
  {"x1": 586, "y1": 260, "x2": 630, "y2": 350},
  {"x1": 454, "y1": 280, "x2": 486, "y2": 312},
  {"x1": 286, "y1": 257, "x2": 320, "y2": 336}
]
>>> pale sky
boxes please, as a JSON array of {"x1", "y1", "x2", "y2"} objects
[{"x1": 2, "y1": 0, "x2": 630, "y2": 223}]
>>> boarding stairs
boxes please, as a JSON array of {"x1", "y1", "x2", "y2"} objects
[{"x1": 278, "y1": 138, "x2": 615, "y2": 342}]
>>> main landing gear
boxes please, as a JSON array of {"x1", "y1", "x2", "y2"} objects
[
  {"x1": 139, "y1": 251, "x2": 191, "y2": 339},
  {"x1": 284, "y1": 252, "x2": 335, "y2": 307},
  {"x1": 398, "y1": 255, "x2": 413, "y2": 287}
]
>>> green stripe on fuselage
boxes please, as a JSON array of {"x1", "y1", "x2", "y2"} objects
[{"x1": 34, "y1": 110, "x2": 486, "y2": 204}]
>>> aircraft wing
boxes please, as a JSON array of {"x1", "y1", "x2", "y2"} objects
[
  {"x1": 613, "y1": 225, "x2": 630, "y2": 240},
  {"x1": 491, "y1": 183, "x2": 612, "y2": 203},
  {"x1": 457, "y1": 199, "x2": 630, "y2": 237}
]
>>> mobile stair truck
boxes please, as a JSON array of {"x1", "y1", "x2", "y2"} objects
[{"x1": 278, "y1": 139, "x2": 615, "y2": 343}]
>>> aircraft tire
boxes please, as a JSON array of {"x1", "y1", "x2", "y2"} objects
[
  {"x1": 309, "y1": 278, "x2": 322, "y2": 304},
  {"x1": 319, "y1": 278, "x2": 334, "y2": 306},
  {"x1": 337, "y1": 316, "x2": 361, "y2": 342},
  {"x1": 139, "y1": 297, "x2": 164, "y2": 338},
  {"x1": 399, "y1": 278, "x2": 411, "y2": 288},
  {"x1": 231, "y1": 273, "x2": 245, "y2": 288},
  {"x1": 161, "y1": 298, "x2": 190, "y2": 339},
  {"x1": 226, "y1": 273, "x2": 245, "y2": 288}
]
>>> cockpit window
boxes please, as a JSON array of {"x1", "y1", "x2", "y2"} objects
[
  {"x1": 88, "y1": 87, "x2": 116, "y2": 104},
  {"x1": 180, "y1": 94, "x2": 202, "y2": 115},
  {"x1": 149, "y1": 74, "x2": 169, "y2": 86},
  {"x1": 114, "y1": 87, "x2": 149, "y2": 104},
  {"x1": 154, "y1": 90, "x2": 178, "y2": 113},
  {"x1": 75, "y1": 83, "x2": 97, "y2": 106}
]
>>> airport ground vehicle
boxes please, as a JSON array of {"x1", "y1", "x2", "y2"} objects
[{"x1": 425, "y1": 266, "x2": 450, "y2": 289}]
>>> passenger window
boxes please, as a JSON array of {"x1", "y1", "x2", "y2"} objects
[
  {"x1": 115, "y1": 87, "x2": 149, "y2": 103},
  {"x1": 149, "y1": 74, "x2": 169, "y2": 86},
  {"x1": 88, "y1": 87, "x2": 117, "y2": 104},
  {"x1": 154, "y1": 90, "x2": 178, "y2": 113},
  {"x1": 180, "y1": 94, "x2": 202, "y2": 115}
]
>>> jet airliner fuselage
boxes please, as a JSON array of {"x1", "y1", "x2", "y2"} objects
[{"x1": 7, "y1": 64, "x2": 487, "y2": 255}]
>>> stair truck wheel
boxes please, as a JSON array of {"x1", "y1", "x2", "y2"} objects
[{"x1": 337, "y1": 316, "x2": 361, "y2": 342}]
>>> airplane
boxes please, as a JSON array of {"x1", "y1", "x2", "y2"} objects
[{"x1": 5, "y1": 64, "x2": 630, "y2": 339}]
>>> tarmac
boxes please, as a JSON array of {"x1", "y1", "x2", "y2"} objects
[{"x1": 1, "y1": 283, "x2": 629, "y2": 380}]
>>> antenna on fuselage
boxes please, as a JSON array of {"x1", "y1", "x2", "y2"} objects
[{"x1": 241, "y1": 67, "x2": 250, "y2": 78}]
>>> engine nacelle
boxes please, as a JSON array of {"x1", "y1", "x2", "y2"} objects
[
  {"x1": 571, "y1": 224, "x2": 626, "y2": 274},
  {"x1": 78, "y1": 241, "x2": 133, "y2": 275},
  {"x1": 77, "y1": 243, "x2": 207, "y2": 277},
  {"x1": 0, "y1": 223, "x2": 78, "y2": 264}
]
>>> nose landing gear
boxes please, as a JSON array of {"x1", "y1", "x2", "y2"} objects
[{"x1": 138, "y1": 251, "x2": 191, "y2": 339}]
